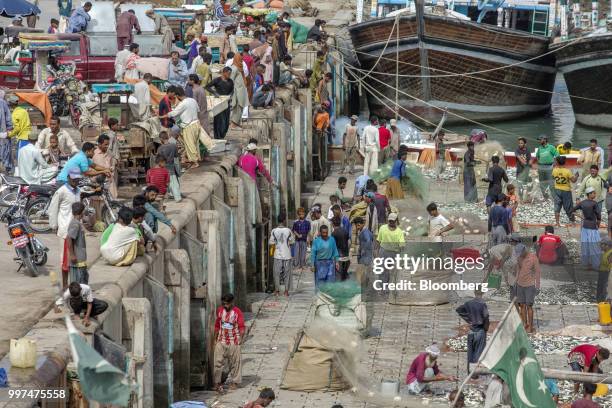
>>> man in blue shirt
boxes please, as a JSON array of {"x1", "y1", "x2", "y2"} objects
[
  {"x1": 143, "y1": 186, "x2": 177, "y2": 234},
  {"x1": 57, "y1": 142, "x2": 111, "y2": 185},
  {"x1": 488, "y1": 194, "x2": 510, "y2": 247},
  {"x1": 68, "y1": 2, "x2": 92, "y2": 33},
  {"x1": 311, "y1": 225, "x2": 339, "y2": 289}
]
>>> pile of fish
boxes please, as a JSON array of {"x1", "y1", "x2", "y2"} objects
[
  {"x1": 447, "y1": 333, "x2": 601, "y2": 354},
  {"x1": 422, "y1": 165, "x2": 460, "y2": 182},
  {"x1": 494, "y1": 281, "x2": 596, "y2": 304}
]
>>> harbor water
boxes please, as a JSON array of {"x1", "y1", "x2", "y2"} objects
[{"x1": 337, "y1": 75, "x2": 611, "y2": 152}]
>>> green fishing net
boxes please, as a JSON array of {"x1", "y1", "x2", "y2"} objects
[
  {"x1": 371, "y1": 159, "x2": 428, "y2": 200},
  {"x1": 318, "y1": 281, "x2": 362, "y2": 307}
]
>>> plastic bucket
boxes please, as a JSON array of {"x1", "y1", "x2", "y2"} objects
[
  {"x1": 487, "y1": 273, "x2": 502, "y2": 289},
  {"x1": 594, "y1": 383, "x2": 609, "y2": 396},
  {"x1": 598, "y1": 302, "x2": 612, "y2": 325},
  {"x1": 9, "y1": 338, "x2": 37, "y2": 368},
  {"x1": 380, "y1": 380, "x2": 399, "y2": 397}
]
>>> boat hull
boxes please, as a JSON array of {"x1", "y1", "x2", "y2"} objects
[
  {"x1": 346, "y1": 15, "x2": 556, "y2": 125},
  {"x1": 553, "y1": 35, "x2": 612, "y2": 129}
]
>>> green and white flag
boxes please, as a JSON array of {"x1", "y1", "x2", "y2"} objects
[
  {"x1": 66, "y1": 317, "x2": 133, "y2": 407},
  {"x1": 480, "y1": 308, "x2": 556, "y2": 408}
]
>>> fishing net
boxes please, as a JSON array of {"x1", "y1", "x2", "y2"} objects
[
  {"x1": 371, "y1": 160, "x2": 429, "y2": 201},
  {"x1": 282, "y1": 319, "x2": 447, "y2": 407},
  {"x1": 318, "y1": 281, "x2": 362, "y2": 306}
]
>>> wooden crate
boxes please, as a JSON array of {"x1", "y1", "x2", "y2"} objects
[{"x1": 125, "y1": 127, "x2": 146, "y2": 148}]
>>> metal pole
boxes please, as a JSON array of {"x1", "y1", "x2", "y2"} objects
[
  {"x1": 473, "y1": 367, "x2": 612, "y2": 384},
  {"x1": 395, "y1": 15, "x2": 400, "y2": 119}
]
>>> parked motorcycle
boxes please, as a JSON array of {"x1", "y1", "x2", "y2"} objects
[
  {"x1": 80, "y1": 174, "x2": 122, "y2": 226},
  {"x1": 1, "y1": 193, "x2": 49, "y2": 277}
]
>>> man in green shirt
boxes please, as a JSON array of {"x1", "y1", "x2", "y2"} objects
[
  {"x1": 533, "y1": 135, "x2": 559, "y2": 200},
  {"x1": 577, "y1": 164, "x2": 608, "y2": 213}
]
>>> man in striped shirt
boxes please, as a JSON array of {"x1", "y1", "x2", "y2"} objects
[
  {"x1": 214, "y1": 0, "x2": 236, "y2": 27},
  {"x1": 214, "y1": 293, "x2": 245, "y2": 393}
]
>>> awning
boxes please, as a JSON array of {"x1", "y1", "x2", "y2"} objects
[{"x1": 0, "y1": 0, "x2": 41, "y2": 18}]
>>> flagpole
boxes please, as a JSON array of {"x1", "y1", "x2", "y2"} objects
[{"x1": 451, "y1": 297, "x2": 517, "y2": 408}]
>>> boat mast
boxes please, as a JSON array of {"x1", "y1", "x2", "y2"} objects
[{"x1": 415, "y1": 0, "x2": 432, "y2": 100}]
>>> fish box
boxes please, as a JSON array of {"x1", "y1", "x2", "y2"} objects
[{"x1": 126, "y1": 127, "x2": 146, "y2": 148}]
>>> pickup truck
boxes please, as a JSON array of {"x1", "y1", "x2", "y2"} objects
[{"x1": 0, "y1": 32, "x2": 166, "y2": 89}]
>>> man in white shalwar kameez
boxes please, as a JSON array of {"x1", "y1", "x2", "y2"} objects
[
  {"x1": 161, "y1": 87, "x2": 214, "y2": 168},
  {"x1": 115, "y1": 44, "x2": 131, "y2": 83},
  {"x1": 131, "y1": 74, "x2": 152, "y2": 120}
]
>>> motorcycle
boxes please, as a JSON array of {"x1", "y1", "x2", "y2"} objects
[
  {"x1": 80, "y1": 174, "x2": 123, "y2": 226},
  {"x1": 1, "y1": 193, "x2": 49, "y2": 277}
]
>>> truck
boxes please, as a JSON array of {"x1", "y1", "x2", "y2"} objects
[{"x1": 0, "y1": 32, "x2": 167, "y2": 89}]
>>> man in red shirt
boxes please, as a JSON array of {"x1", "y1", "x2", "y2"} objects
[
  {"x1": 536, "y1": 225, "x2": 567, "y2": 265},
  {"x1": 568, "y1": 344, "x2": 609, "y2": 393},
  {"x1": 146, "y1": 156, "x2": 170, "y2": 197},
  {"x1": 405, "y1": 344, "x2": 456, "y2": 394},
  {"x1": 378, "y1": 118, "x2": 391, "y2": 160},
  {"x1": 214, "y1": 293, "x2": 245, "y2": 393}
]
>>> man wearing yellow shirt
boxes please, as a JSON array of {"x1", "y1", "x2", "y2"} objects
[
  {"x1": 556, "y1": 141, "x2": 579, "y2": 155},
  {"x1": 7, "y1": 96, "x2": 31, "y2": 153},
  {"x1": 552, "y1": 156, "x2": 577, "y2": 226},
  {"x1": 577, "y1": 164, "x2": 607, "y2": 213}
]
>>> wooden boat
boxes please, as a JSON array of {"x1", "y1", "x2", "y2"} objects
[
  {"x1": 503, "y1": 151, "x2": 580, "y2": 167},
  {"x1": 552, "y1": 33, "x2": 612, "y2": 129},
  {"x1": 344, "y1": 5, "x2": 557, "y2": 125}
]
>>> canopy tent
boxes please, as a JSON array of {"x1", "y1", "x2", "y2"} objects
[{"x1": 0, "y1": 0, "x2": 41, "y2": 18}]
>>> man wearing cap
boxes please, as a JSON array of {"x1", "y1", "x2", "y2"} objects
[
  {"x1": 572, "y1": 187, "x2": 602, "y2": 270},
  {"x1": 57, "y1": 142, "x2": 111, "y2": 186},
  {"x1": 577, "y1": 165, "x2": 607, "y2": 214},
  {"x1": 342, "y1": 115, "x2": 359, "y2": 174},
  {"x1": 237, "y1": 143, "x2": 276, "y2": 186},
  {"x1": 7, "y1": 95, "x2": 31, "y2": 153},
  {"x1": 376, "y1": 213, "x2": 404, "y2": 290},
  {"x1": 533, "y1": 136, "x2": 559, "y2": 200},
  {"x1": 17, "y1": 131, "x2": 54, "y2": 185},
  {"x1": 9, "y1": 16, "x2": 24, "y2": 28},
  {"x1": 49, "y1": 167, "x2": 83, "y2": 288},
  {"x1": 406, "y1": 344, "x2": 457, "y2": 394}
]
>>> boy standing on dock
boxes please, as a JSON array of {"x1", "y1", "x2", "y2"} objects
[
  {"x1": 214, "y1": 293, "x2": 245, "y2": 393},
  {"x1": 292, "y1": 208, "x2": 310, "y2": 269}
]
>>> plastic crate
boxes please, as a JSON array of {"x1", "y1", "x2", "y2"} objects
[{"x1": 450, "y1": 247, "x2": 481, "y2": 261}]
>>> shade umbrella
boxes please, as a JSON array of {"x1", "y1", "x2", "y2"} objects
[{"x1": 0, "y1": 0, "x2": 41, "y2": 18}]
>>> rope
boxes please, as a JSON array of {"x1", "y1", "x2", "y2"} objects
[
  {"x1": 332, "y1": 43, "x2": 612, "y2": 106},
  {"x1": 332, "y1": 32, "x2": 584, "y2": 78},
  {"x1": 345, "y1": 71, "x2": 429, "y2": 131},
  {"x1": 351, "y1": 15, "x2": 401, "y2": 81},
  {"x1": 337, "y1": 54, "x2": 521, "y2": 137}
]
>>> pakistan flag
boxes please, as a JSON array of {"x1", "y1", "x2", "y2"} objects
[{"x1": 481, "y1": 308, "x2": 556, "y2": 408}]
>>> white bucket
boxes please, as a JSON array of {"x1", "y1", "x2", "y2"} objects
[
  {"x1": 380, "y1": 380, "x2": 399, "y2": 397},
  {"x1": 9, "y1": 338, "x2": 37, "y2": 368}
]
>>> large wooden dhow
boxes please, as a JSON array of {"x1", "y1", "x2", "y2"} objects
[
  {"x1": 343, "y1": 7, "x2": 557, "y2": 125},
  {"x1": 552, "y1": 34, "x2": 612, "y2": 129}
]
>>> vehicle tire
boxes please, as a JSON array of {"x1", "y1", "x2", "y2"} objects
[
  {"x1": 33, "y1": 250, "x2": 48, "y2": 266},
  {"x1": 26, "y1": 197, "x2": 51, "y2": 233},
  {"x1": 0, "y1": 187, "x2": 18, "y2": 207},
  {"x1": 102, "y1": 202, "x2": 123, "y2": 226},
  {"x1": 22, "y1": 252, "x2": 39, "y2": 277}
]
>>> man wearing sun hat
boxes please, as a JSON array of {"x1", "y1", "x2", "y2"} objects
[
  {"x1": 406, "y1": 343, "x2": 457, "y2": 394},
  {"x1": 49, "y1": 167, "x2": 83, "y2": 287},
  {"x1": 342, "y1": 114, "x2": 359, "y2": 174}
]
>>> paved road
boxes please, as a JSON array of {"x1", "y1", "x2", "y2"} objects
[{"x1": 0, "y1": 221, "x2": 100, "y2": 359}]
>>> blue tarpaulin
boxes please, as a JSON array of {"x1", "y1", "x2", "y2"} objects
[{"x1": 0, "y1": 0, "x2": 41, "y2": 17}]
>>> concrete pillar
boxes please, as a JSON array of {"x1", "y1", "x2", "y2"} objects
[
  {"x1": 511, "y1": 10, "x2": 518, "y2": 29},
  {"x1": 290, "y1": 102, "x2": 303, "y2": 212},
  {"x1": 122, "y1": 298, "x2": 154, "y2": 408},
  {"x1": 497, "y1": 7, "x2": 504, "y2": 26},
  {"x1": 143, "y1": 276, "x2": 173, "y2": 407},
  {"x1": 164, "y1": 249, "x2": 192, "y2": 401},
  {"x1": 225, "y1": 177, "x2": 248, "y2": 310},
  {"x1": 298, "y1": 88, "x2": 312, "y2": 181},
  {"x1": 273, "y1": 123, "x2": 289, "y2": 216},
  {"x1": 196, "y1": 210, "x2": 222, "y2": 387}
]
